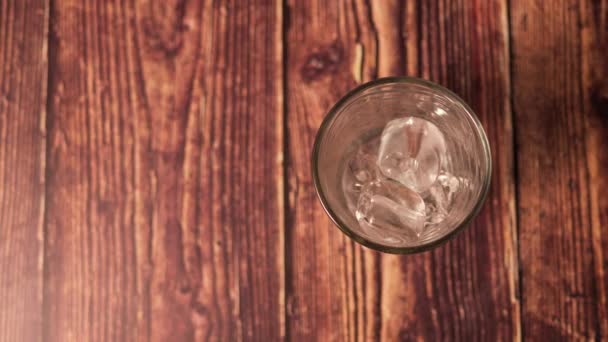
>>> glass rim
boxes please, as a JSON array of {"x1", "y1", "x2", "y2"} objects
[{"x1": 311, "y1": 76, "x2": 492, "y2": 254}]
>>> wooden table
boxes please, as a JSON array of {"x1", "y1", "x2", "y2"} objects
[{"x1": 1, "y1": 0, "x2": 607, "y2": 341}]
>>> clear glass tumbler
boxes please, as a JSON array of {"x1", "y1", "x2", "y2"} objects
[{"x1": 312, "y1": 77, "x2": 491, "y2": 253}]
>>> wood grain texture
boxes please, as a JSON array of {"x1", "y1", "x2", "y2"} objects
[
  {"x1": 511, "y1": 0, "x2": 608, "y2": 339},
  {"x1": 44, "y1": 0, "x2": 284, "y2": 341},
  {"x1": 581, "y1": 0, "x2": 608, "y2": 338},
  {"x1": 1, "y1": 0, "x2": 606, "y2": 340},
  {"x1": 381, "y1": 0, "x2": 520, "y2": 340},
  {"x1": 196, "y1": 1, "x2": 285, "y2": 340},
  {"x1": 0, "y1": 0, "x2": 48, "y2": 341},
  {"x1": 286, "y1": 0, "x2": 519, "y2": 340},
  {"x1": 285, "y1": 1, "x2": 382, "y2": 341}
]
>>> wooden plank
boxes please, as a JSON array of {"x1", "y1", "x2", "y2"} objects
[
  {"x1": 380, "y1": 0, "x2": 519, "y2": 340},
  {"x1": 195, "y1": 1, "x2": 285, "y2": 340},
  {"x1": 44, "y1": 0, "x2": 284, "y2": 341},
  {"x1": 511, "y1": 0, "x2": 608, "y2": 339},
  {"x1": 286, "y1": 0, "x2": 518, "y2": 340},
  {"x1": 44, "y1": 1, "x2": 152, "y2": 339},
  {"x1": 0, "y1": 0, "x2": 48, "y2": 341},
  {"x1": 581, "y1": 0, "x2": 608, "y2": 338},
  {"x1": 285, "y1": 1, "x2": 382, "y2": 341}
]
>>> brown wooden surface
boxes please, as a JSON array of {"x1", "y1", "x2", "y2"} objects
[
  {"x1": 286, "y1": 0, "x2": 518, "y2": 340},
  {"x1": 44, "y1": 0, "x2": 283, "y2": 341},
  {"x1": 0, "y1": 0, "x2": 48, "y2": 341},
  {"x1": 512, "y1": 0, "x2": 608, "y2": 340},
  {"x1": 0, "y1": 0, "x2": 606, "y2": 341}
]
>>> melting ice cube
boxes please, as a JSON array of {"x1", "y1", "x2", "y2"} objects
[
  {"x1": 342, "y1": 147, "x2": 380, "y2": 212},
  {"x1": 424, "y1": 171, "x2": 462, "y2": 225},
  {"x1": 342, "y1": 137, "x2": 381, "y2": 212},
  {"x1": 355, "y1": 178, "x2": 426, "y2": 240},
  {"x1": 377, "y1": 117, "x2": 447, "y2": 193}
]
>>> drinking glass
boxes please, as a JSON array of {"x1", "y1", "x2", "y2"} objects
[{"x1": 311, "y1": 77, "x2": 491, "y2": 253}]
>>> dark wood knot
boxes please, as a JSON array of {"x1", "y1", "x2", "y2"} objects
[
  {"x1": 141, "y1": 0, "x2": 187, "y2": 58},
  {"x1": 591, "y1": 82, "x2": 608, "y2": 118},
  {"x1": 300, "y1": 41, "x2": 344, "y2": 83}
]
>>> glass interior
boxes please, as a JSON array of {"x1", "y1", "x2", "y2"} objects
[{"x1": 312, "y1": 78, "x2": 491, "y2": 253}]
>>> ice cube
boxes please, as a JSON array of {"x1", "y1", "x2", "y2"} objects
[
  {"x1": 437, "y1": 171, "x2": 460, "y2": 203},
  {"x1": 377, "y1": 117, "x2": 447, "y2": 192},
  {"x1": 355, "y1": 179, "x2": 426, "y2": 241},
  {"x1": 424, "y1": 171, "x2": 461, "y2": 225},
  {"x1": 342, "y1": 146, "x2": 380, "y2": 212},
  {"x1": 424, "y1": 184, "x2": 449, "y2": 225}
]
